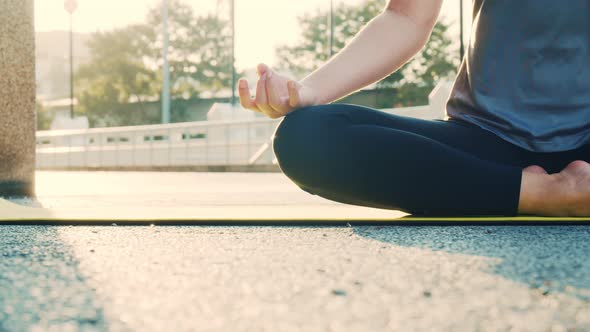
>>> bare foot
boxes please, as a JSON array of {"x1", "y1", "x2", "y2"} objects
[
  {"x1": 523, "y1": 165, "x2": 548, "y2": 174},
  {"x1": 558, "y1": 160, "x2": 590, "y2": 217},
  {"x1": 519, "y1": 160, "x2": 590, "y2": 216},
  {"x1": 547, "y1": 160, "x2": 590, "y2": 216}
]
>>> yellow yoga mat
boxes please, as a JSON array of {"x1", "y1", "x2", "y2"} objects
[{"x1": 1, "y1": 199, "x2": 589, "y2": 225}]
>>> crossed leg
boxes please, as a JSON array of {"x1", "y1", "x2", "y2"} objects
[{"x1": 272, "y1": 103, "x2": 590, "y2": 216}]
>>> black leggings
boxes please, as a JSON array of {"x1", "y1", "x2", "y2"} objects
[{"x1": 272, "y1": 103, "x2": 590, "y2": 216}]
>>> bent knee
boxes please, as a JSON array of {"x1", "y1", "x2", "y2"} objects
[
  {"x1": 272, "y1": 105, "x2": 334, "y2": 182},
  {"x1": 273, "y1": 106, "x2": 322, "y2": 161}
]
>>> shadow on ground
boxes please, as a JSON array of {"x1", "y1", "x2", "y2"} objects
[
  {"x1": 0, "y1": 226, "x2": 126, "y2": 331},
  {"x1": 355, "y1": 225, "x2": 590, "y2": 301}
]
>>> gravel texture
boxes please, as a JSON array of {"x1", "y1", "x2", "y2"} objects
[{"x1": 0, "y1": 225, "x2": 588, "y2": 331}]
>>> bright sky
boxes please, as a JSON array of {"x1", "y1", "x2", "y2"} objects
[{"x1": 35, "y1": 0, "x2": 471, "y2": 71}]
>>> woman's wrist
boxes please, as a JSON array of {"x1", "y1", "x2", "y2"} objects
[{"x1": 293, "y1": 79, "x2": 326, "y2": 106}]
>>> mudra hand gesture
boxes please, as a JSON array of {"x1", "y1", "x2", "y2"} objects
[{"x1": 238, "y1": 63, "x2": 319, "y2": 119}]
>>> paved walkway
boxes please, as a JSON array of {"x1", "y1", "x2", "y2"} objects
[
  {"x1": 29, "y1": 171, "x2": 406, "y2": 221},
  {"x1": 0, "y1": 171, "x2": 588, "y2": 331}
]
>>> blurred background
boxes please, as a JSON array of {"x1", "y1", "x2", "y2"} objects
[{"x1": 34, "y1": 0, "x2": 472, "y2": 171}]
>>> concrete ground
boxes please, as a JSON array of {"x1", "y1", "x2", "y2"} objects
[{"x1": 0, "y1": 171, "x2": 589, "y2": 331}]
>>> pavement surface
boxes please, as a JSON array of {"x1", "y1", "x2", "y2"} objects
[{"x1": 0, "y1": 172, "x2": 589, "y2": 331}]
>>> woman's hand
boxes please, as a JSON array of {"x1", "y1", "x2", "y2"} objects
[{"x1": 238, "y1": 63, "x2": 320, "y2": 119}]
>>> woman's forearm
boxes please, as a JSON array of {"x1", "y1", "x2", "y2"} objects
[{"x1": 299, "y1": 9, "x2": 436, "y2": 105}]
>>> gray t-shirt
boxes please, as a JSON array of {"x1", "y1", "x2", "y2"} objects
[{"x1": 446, "y1": 0, "x2": 590, "y2": 152}]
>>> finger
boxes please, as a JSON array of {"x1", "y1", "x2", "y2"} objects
[
  {"x1": 257, "y1": 63, "x2": 269, "y2": 77},
  {"x1": 257, "y1": 65, "x2": 284, "y2": 117},
  {"x1": 265, "y1": 71, "x2": 290, "y2": 115},
  {"x1": 287, "y1": 80, "x2": 300, "y2": 108},
  {"x1": 256, "y1": 73, "x2": 281, "y2": 118},
  {"x1": 238, "y1": 79, "x2": 260, "y2": 112}
]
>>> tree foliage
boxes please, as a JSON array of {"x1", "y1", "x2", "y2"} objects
[
  {"x1": 75, "y1": 0, "x2": 236, "y2": 126},
  {"x1": 145, "y1": 2, "x2": 235, "y2": 97},
  {"x1": 76, "y1": 24, "x2": 156, "y2": 126},
  {"x1": 275, "y1": 0, "x2": 383, "y2": 79},
  {"x1": 275, "y1": 0, "x2": 459, "y2": 106}
]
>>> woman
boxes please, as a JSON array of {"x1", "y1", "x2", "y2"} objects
[{"x1": 237, "y1": 0, "x2": 590, "y2": 217}]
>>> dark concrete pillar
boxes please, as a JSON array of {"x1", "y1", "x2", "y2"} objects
[{"x1": 0, "y1": 0, "x2": 36, "y2": 197}]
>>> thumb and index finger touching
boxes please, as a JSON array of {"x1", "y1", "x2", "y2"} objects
[
  {"x1": 238, "y1": 63, "x2": 300, "y2": 114},
  {"x1": 259, "y1": 64, "x2": 302, "y2": 108}
]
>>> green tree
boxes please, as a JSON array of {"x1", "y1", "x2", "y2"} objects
[
  {"x1": 75, "y1": 0, "x2": 238, "y2": 126},
  {"x1": 275, "y1": 0, "x2": 383, "y2": 79},
  {"x1": 275, "y1": 0, "x2": 458, "y2": 106},
  {"x1": 76, "y1": 24, "x2": 156, "y2": 126},
  {"x1": 145, "y1": 1, "x2": 236, "y2": 97}
]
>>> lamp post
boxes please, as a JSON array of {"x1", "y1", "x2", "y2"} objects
[
  {"x1": 64, "y1": 0, "x2": 77, "y2": 119},
  {"x1": 230, "y1": 0, "x2": 236, "y2": 106},
  {"x1": 161, "y1": 0, "x2": 171, "y2": 124},
  {"x1": 459, "y1": 0, "x2": 464, "y2": 60},
  {"x1": 329, "y1": 0, "x2": 334, "y2": 57}
]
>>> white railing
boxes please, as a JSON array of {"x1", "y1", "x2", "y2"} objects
[
  {"x1": 35, "y1": 81, "x2": 451, "y2": 170},
  {"x1": 36, "y1": 118, "x2": 281, "y2": 169}
]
